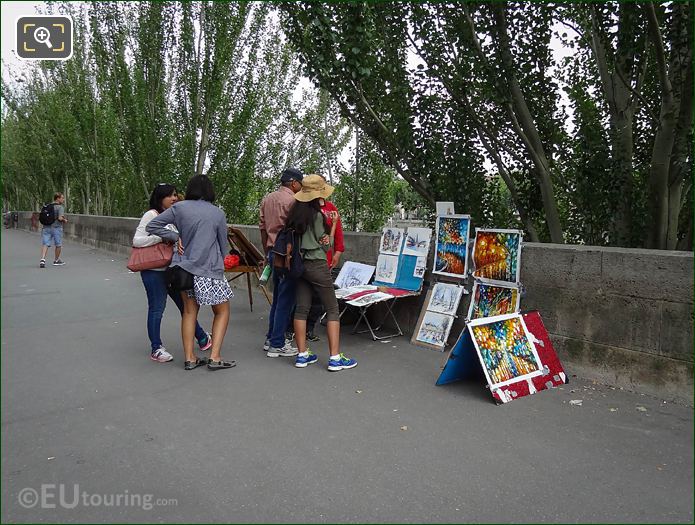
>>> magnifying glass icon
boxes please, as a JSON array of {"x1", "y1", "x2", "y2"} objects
[{"x1": 33, "y1": 26, "x2": 53, "y2": 49}]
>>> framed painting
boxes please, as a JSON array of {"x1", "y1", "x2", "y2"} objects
[
  {"x1": 467, "y1": 281, "x2": 520, "y2": 321},
  {"x1": 433, "y1": 215, "x2": 471, "y2": 280},
  {"x1": 467, "y1": 313, "x2": 543, "y2": 390},
  {"x1": 472, "y1": 229, "x2": 523, "y2": 285},
  {"x1": 415, "y1": 311, "x2": 454, "y2": 348},
  {"x1": 426, "y1": 282, "x2": 464, "y2": 316}
]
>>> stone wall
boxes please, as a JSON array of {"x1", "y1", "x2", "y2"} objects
[{"x1": 15, "y1": 212, "x2": 693, "y2": 401}]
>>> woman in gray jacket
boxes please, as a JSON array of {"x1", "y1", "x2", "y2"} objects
[{"x1": 147, "y1": 175, "x2": 235, "y2": 371}]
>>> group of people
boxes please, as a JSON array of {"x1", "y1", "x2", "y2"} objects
[
  {"x1": 259, "y1": 169, "x2": 356, "y2": 371},
  {"x1": 130, "y1": 168, "x2": 356, "y2": 372}
]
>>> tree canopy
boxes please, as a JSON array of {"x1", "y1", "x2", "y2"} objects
[
  {"x1": 280, "y1": 1, "x2": 692, "y2": 249},
  {"x1": 2, "y1": 1, "x2": 692, "y2": 249}
]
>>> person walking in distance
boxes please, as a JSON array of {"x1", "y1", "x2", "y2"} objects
[
  {"x1": 133, "y1": 184, "x2": 212, "y2": 363},
  {"x1": 147, "y1": 175, "x2": 235, "y2": 371},
  {"x1": 288, "y1": 175, "x2": 357, "y2": 372},
  {"x1": 39, "y1": 192, "x2": 68, "y2": 268},
  {"x1": 259, "y1": 168, "x2": 303, "y2": 358}
]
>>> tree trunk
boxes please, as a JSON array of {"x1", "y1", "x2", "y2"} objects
[
  {"x1": 587, "y1": 3, "x2": 642, "y2": 246},
  {"x1": 491, "y1": 3, "x2": 564, "y2": 243},
  {"x1": 645, "y1": 2, "x2": 679, "y2": 249}
]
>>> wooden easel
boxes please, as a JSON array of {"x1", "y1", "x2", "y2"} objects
[{"x1": 225, "y1": 226, "x2": 272, "y2": 311}]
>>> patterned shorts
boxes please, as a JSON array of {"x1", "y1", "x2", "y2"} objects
[{"x1": 187, "y1": 276, "x2": 234, "y2": 306}]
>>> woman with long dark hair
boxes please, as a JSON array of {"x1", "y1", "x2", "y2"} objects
[
  {"x1": 146, "y1": 176, "x2": 235, "y2": 371},
  {"x1": 287, "y1": 174, "x2": 357, "y2": 371},
  {"x1": 133, "y1": 184, "x2": 212, "y2": 363}
]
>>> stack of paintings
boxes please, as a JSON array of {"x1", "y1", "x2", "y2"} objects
[
  {"x1": 467, "y1": 229, "x2": 523, "y2": 321},
  {"x1": 413, "y1": 282, "x2": 464, "y2": 350}
]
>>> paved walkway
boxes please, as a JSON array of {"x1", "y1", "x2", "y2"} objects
[{"x1": 1, "y1": 229, "x2": 693, "y2": 523}]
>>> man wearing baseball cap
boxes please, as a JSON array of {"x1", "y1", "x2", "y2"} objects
[{"x1": 259, "y1": 167, "x2": 303, "y2": 357}]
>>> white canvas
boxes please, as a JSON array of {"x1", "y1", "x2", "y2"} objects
[
  {"x1": 334, "y1": 261, "x2": 375, "y2": 289},
  {"x1": 379, "y1": 227, "x2": 405, "y2": 255},
  {"x1": 436, "y1": 201, "x2": 456, "y2": 216},
  {"x1": 335, "y1": 285, "x2": 378, "y2": 300},
  {"x1": 402, "y1": 227, "x2": 432, "y2": 257},
  {"x1": 375, "y1": 254, "x2": 399, "y2": 283},
  {"x1": 415, "y1": 311, "x2": 454, "y2": 347},
  {"x1": 346, "y1": 291, "x2": 394, "y2": 307},
  {"x1": 413, "y1": 256, "x2": 426, "y2": 278},
  {"x1": 426, "y1": 283, "x2": 464, "y2": 316}
]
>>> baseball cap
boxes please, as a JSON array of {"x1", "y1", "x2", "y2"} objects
[{"x1": 280, "y1": 167, "x2": 304, "y2": 183}]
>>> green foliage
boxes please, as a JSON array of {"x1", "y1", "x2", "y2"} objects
[
  {"x1": 333, "y1": 133, "x2": 399, "y2": 232},
  {"x1": 1, "y1": 1, "x2": 350, "y2": 226},
  {"x1": 280, "y1": 1, "x2": 693, "y2": 249}
]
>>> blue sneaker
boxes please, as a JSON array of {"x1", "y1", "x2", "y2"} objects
[
  {"x1": 327, "y1": 353, "x2": 357, "y2": 372},
  {"x1": 295, "y1": 351, "x2": 318, "y2": 368}
]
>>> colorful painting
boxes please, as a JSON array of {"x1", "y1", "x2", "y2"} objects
[
  {"x1": 402, "y1": 227, "x2": 432, "y2": 257},
  {"x1": 468, "y1": 314, "x2": 542, "y2": 388},
  {"x1": 379, "y1": 227, "x2": 405, "y2": 255},
  {"x1": 415, "y1": 311, "x2": 453, "y2": 347},
  {"x1": 427, "y1": 283, "x2": 464, "y2": 316},
  {"x1": 375, "y1": 254, "x2": 399, "y2": 283},
  {"x1": 472, "y1": 229, "x2": 522, "y2": 285},
  {"x1": 467, "y1": 281, "x2": 520, "y2": 320},
  {"x1": 433, "y1": 215, "x2": 471, "y2": 279}
]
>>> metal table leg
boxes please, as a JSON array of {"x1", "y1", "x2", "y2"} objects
[{"x1": 352, "y1": 298, "x2": 404, "y2": 341}]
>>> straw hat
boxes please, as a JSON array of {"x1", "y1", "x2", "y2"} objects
[{"x1": 294, "y1": 174, "x2": 334, "y2": 202}]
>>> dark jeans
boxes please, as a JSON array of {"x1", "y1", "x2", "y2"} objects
[
  {"x1": 266, "y1": 257, "x2": 298, "y2": 348},
  {"x1": 141, "y1": 270, "x2": 206, "y2": 352}
]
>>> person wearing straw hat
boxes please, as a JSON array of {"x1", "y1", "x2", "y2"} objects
[{"x1": 287, "y1": 174, "x2": 357, "y2": 371}]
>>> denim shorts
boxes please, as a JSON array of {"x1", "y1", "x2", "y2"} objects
[{"x1": 42, "y1": 226, "x2": 63, "y2": 247}]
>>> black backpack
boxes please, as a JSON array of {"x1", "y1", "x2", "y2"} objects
[
  {"x1": 38, "y1": 203, "x2": 56, "y2": 226},
  {"x1": 271, "y1": 228, "x2": 304, "y2": 279}
]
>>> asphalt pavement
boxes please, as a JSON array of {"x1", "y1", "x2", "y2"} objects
[{"x1": 1, "y1": 228, "x2": 693, "y2": 523}]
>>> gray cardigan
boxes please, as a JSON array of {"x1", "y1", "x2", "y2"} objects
[{"x1": 146, "y1": 200, "x2": 228, "y2": 280}]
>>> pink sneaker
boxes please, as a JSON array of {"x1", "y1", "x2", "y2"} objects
[{"x1": 198, "y1": 332, "x2": 212, "y2": 352}]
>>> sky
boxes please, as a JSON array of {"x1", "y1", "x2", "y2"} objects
[{"x1": 1, "y1": 1, "x2": 43, "y2": 74}]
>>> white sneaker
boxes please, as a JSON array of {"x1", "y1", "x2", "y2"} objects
[
  {"x1": 264, "y1": 338, "x2": 296, "y2": 351},
  {"x1": 150, "y1": 347, "x2": 174, "y2": 363},
  {"x1": 266, "y1": 342, "x2": 299, "y2": 358}
]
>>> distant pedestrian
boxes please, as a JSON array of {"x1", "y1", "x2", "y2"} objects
[
  {"x1": 133, "y1": 184, "x2": 212, "y2": 364},
  {"x1": 287, "y1": 174, "x2": 356, "y2": 371},
  {"x1": 146, "y1": 175, "x2": 235, "y2": 371},
  {"x1": 39, "y1": 192, "x2": 68, "y2": 268},
  {"x1": 259, "y1": 167, "x2": 303, "y2": 358}
]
